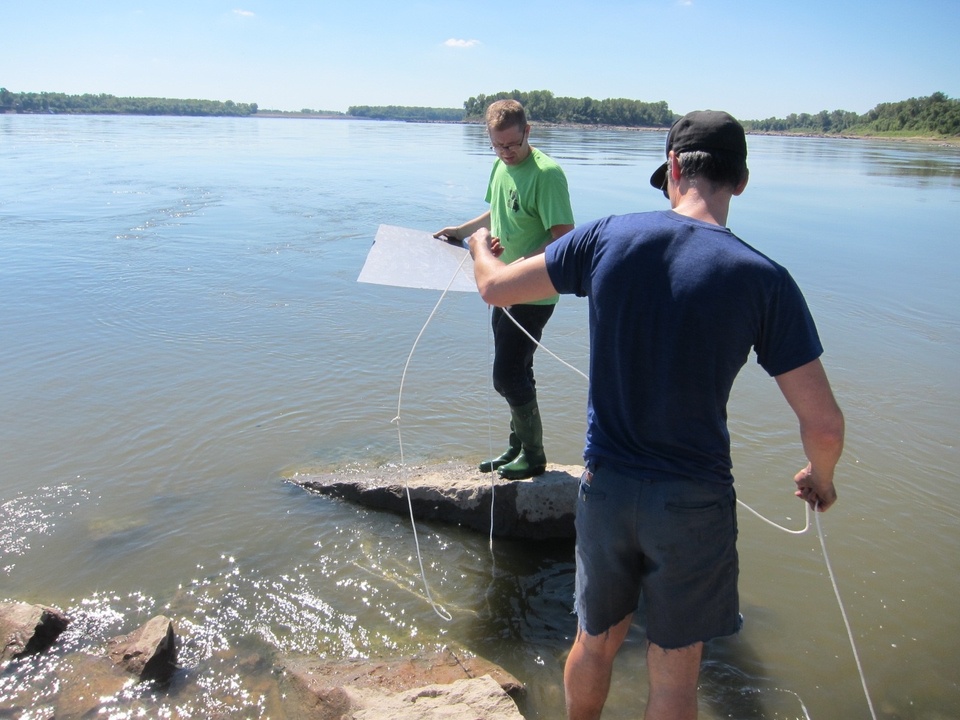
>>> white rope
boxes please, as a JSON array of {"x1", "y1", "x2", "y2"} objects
[
  {"x1": 393, "y1": 250, "x2": 876, "y2": 720},
  {"x1": 814, "y1": 507, "x2": 879, "y2": 720},
  {"x1": 738, "y1": 495, "x2": 810, "y2": 534},
  {"x1": 501, "y1": 305, "x2": 588, "y2": 382},
  {"x1": 390, "y1": 252, "x2": 474, "y2": 623},
  {"x1": 485, "y1": 306, "x2": 497, "y2": 550}
]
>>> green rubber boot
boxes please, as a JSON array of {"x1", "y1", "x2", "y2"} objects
[
  {"x1": 478, "y1": 427, "x2": 521, "y2": 473},
  {"x1": 498, "y1": 399, "x2": 547, "y2": 480}
]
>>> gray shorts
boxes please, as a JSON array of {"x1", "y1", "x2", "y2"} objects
[{"x1": 574, "y1": 462, "x2": 742, "y2": 649}]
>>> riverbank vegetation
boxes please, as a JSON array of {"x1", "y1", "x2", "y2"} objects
[
  {"x1": 0, "y1": 88, "x2": 257, "y2": 116},
  {"x1": 466, "y1": 89, "x2": 958, "y2": 139},
  {"x1": 347, "y1": 105, "x2": 464, "y2": 122},
  {"x1": 2, "y1": 85, "x2": 957, "y2": 139},
  {"x1": 744, "y1": 91, "x2": 959, "y2": 138},
  {"x1": 347, "y1": 89, "x2": 959, "y2": 140},
  {"x1": 463, "y1": 90, "x2": 673, "y2": 127}
]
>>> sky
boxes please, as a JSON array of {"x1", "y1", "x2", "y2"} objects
[{"x1": 3, "y1": 0, "x2": 958, "y2": 121}]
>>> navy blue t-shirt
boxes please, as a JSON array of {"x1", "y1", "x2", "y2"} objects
[{"x1": 545, "y1": 210, "x2": 823, "y2": 484}]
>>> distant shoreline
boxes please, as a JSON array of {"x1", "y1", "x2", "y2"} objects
[
  {"x1": 252, "y1": 112, "x2": 960, "y2": 145},
  {"x1": 5, "y1": 110, "x2": 957, "y2": 146}
]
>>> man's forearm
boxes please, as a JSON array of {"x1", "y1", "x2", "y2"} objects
[
  {"x1": 455, "y1": 211, "x2": 491, "y2": 240},
  {"x1": 468, "y1": 228, "x2": 558, "y2": 307}
]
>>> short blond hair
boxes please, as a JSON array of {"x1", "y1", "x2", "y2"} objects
[{"x1": 485, "y1": 99, "x2": 527, "y2": 132}]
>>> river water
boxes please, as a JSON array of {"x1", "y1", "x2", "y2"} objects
[{"x1": 1, "y1": 115, "x2": 958, "y2": 719}]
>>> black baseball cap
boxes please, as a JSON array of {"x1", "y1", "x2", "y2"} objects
[{"x1": 650, "y1": 110, "x2": 747, "y2": 194}]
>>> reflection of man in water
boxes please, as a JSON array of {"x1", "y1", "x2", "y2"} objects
[
  {"x1": 467, "y1": 110, "x2": 844, "y2": 719},
  {"x1": 435, "y1": 99, "x2": 574, "y2": 479}
]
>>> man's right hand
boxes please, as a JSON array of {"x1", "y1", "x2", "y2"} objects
[
  {"x1": 794, "y1": 462, "x2": 838, "y2": 511},
  {"x1": 434, "y1": 227, "x2": 460, "y2": 242}
]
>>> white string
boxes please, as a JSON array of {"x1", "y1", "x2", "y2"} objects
[
  {"x1": 391, "y1": 252, "x2": 474, "y2": 623},
  {"x1": 737, "y1": 495, "x2": 810, "y2": 534},
  {"x1": 814, "y1": 507, "x2": 879, "y2": 720},
  {"x1": 485, "y1": 308, "x2": 497, "y2": 550},
  {"x1": 501, "y1": 305, "x2": 588, "y2": 382}
]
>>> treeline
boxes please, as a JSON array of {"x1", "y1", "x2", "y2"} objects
[
  {"x1": 347, "y1": 105, "x2": 464, "y2": 122},
  {"x1": 464, "y1": 89, "x2": 675, "y2": 127},
  {"x1": 348, "y1": 90, "x2": 675, "y2": 127},
  {"x1": 4, "y1": 85, "x2": 956, "y2": 137},
  {"x1": 0, "y1": 88, "x2": 258, "y2": 117},
  {"x1": 744, "y1": 92, "x2": 959, "y2": 137}
]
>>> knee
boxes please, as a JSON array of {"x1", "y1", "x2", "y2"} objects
[
  {"x1": 571, "y1": 620, "x2": 630, "y2": 666},
  {"x1": 491, "y1": 371, "x2": 534, "y2": 406}
]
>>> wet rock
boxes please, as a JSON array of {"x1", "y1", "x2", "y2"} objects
[
  {"x1": 350, "y1": 675, "x2": 523, "y2": 719},
  {"x1": 0, "y1": 601, "x2": 70, "y2": 662},
  {"x1": 107, "y1": 615, "x2": 178, "y2": 682},
  {"x1": 293, "y1": 461, "x2": 581, "y2": 540},
  {"x1": 279, "y1": 648, "x2": 524, "y2": 720},
  {"x1": 55, "y1": 653, "x2": 131, "y2": 720}
]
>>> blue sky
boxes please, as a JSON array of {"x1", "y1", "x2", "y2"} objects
[{"x1": 3, "y1": 0, "x2": 957, "y2": 120}]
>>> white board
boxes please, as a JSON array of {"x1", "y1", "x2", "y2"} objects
[{"x1": 357, "y1": 224, "x2": 477, "y2": 293}]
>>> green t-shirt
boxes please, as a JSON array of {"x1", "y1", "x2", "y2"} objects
[{"x1": 485, "y1": 147, "x2": 574, "y2": 305}]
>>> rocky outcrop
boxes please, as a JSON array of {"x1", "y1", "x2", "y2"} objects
[
  {"x1": 0, "y1": 601, "x2": 70, "y2": 662},
  {"x1": 293, "y1": 461, "x2": 583, "y2": 540},
  {"x1": 279, "y1": 648, "x2": 524, "y2": 720},
  {"x1": 344, "y1": 675, "x2": 522, "y2": 720}
]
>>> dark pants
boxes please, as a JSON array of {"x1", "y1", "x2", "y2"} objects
[{"x1": 491, "y1": 303, "x2": 555, "y2": 407}]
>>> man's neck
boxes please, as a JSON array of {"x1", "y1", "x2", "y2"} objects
[{"x1": 670, "y1": 186, "x2": 732, "y2": 227}]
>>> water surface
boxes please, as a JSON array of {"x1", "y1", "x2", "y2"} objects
[{"x1": 1, "y1": 115, "x2": 958, "y2": 718}]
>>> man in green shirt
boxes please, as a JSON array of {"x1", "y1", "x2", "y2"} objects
[{"x1": 436, "y1": 99, "x2": 574, "y2": 478}]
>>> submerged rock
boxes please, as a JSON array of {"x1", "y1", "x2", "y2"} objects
[
  {"x1": 292, "y1": 461, "x2": 582, "y2": 540},
  {"x1": 0, "y1": 601, "x2": 70, "y2": 663}
]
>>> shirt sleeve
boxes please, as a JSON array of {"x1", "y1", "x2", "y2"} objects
[
  {"x1": 535, "y1": 164, "x2": 575, "y2": 231},
  {"x1": 754, "y1": 269, "x2": 824, "y2": 377},
  {"x1": 545, "y1": 217, "x2": 608, "y2": 297}
]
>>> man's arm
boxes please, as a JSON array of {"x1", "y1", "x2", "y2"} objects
[
  {"x1": 519, "y1": 222, "x2": 576, "y2": 259},
  {"x1": 434, "y1": 210, "x2": 491, "y2": 243},
  {"x1": 468, "y1": 227, "x2": 559, "y2": 307},
  {"x1": 539, "y1": 222, "x2": 575, "y2": 253},
  {"x1": 775, "y1": 358, "x2": 845, "y2": 511},
  {"x1": 551, "y1": 223, "x2": 575, "y2": 241}
]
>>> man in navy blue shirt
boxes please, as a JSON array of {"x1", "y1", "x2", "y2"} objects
[{"x1": 467, "y1": 110, "x2": 844, "y2": 720}]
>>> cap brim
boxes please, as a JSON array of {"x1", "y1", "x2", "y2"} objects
[{"x1": 650, "y1": 161, "x2": 668, "y2": 196}]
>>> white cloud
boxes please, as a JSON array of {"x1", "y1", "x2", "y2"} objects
[
  {"x1": 233, "y1": 9, "x2": 255, "y2": 17},
  {"x1": 443, "y1": 38, "x2": 481, "y2": 48}
]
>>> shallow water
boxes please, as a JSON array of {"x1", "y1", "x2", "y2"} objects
[{"x1": 1, "y1": 115, "x2": 958, "y2": 718}]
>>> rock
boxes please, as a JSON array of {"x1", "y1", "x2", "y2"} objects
[
  {"x1": 0, "y1": 601, "x2": 70, "y2": 662},
  {"x1": 279, "y1": 648, "x2": 524, "y2": 720},
  {"x1": 107, "y1": 615, "x2": 178, "y2": 682},
  {"x1": 293, "y1": 461, "x2": 582, "y2": 539},
  {"x1": 350, "y1": 675, "x2": 523, "y2": 720},
  {"x1": 54, "y1": 653, "x2": 131, "y2": 720}
]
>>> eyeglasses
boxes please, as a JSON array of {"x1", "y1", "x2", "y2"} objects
[{"x1": 490, "y1": 127, "x2": 527, "y2": 153}]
